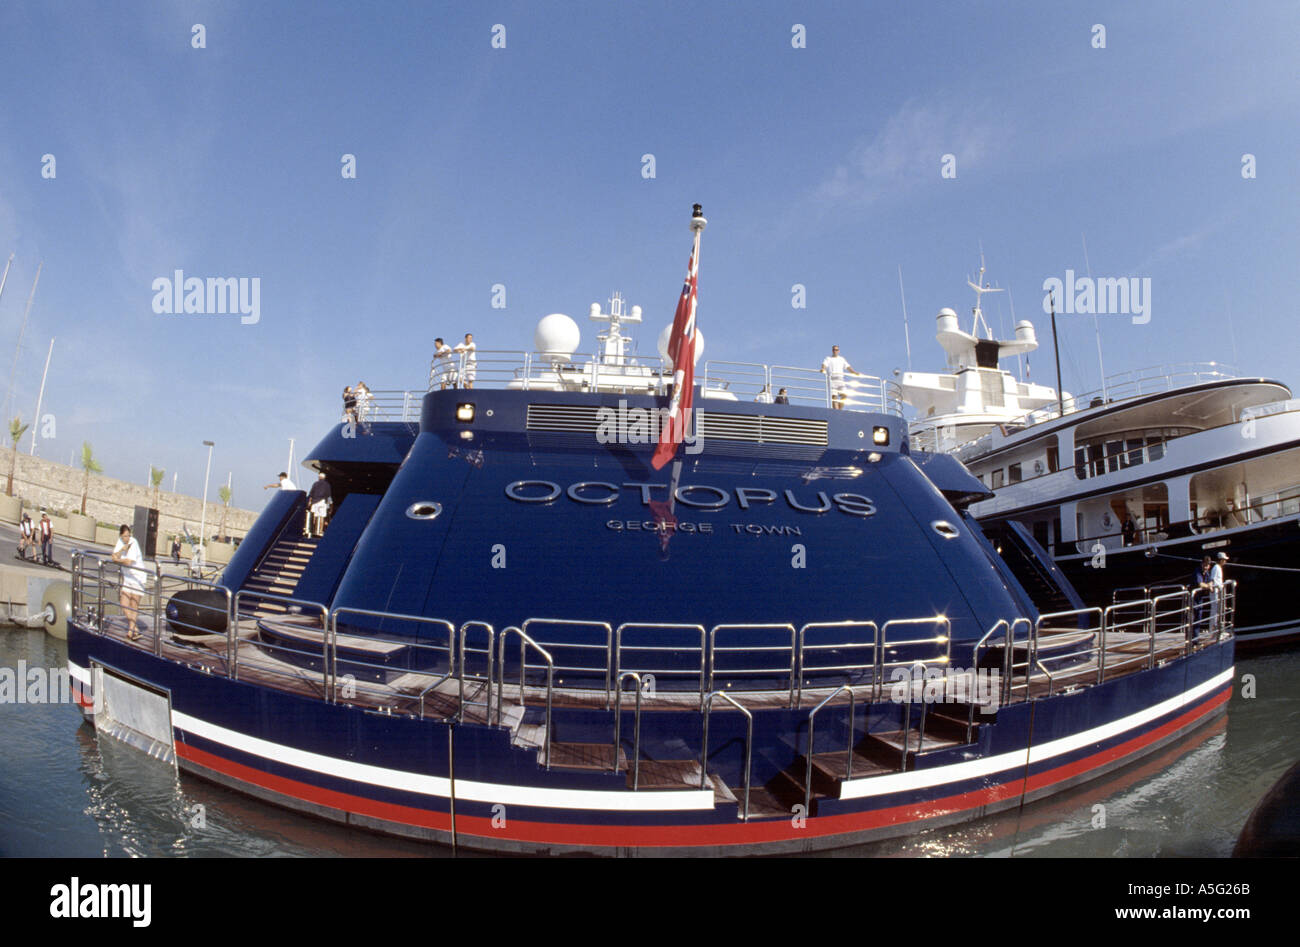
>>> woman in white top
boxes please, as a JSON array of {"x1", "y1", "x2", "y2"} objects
[{"x1": 112, "y1": 525, "x2": 148, "y2": 641}]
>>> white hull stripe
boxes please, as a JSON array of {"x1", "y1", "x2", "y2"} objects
[
  {"x1": 838, "y1": 666, "x2": 1232, "y2": 800},
  {"x1": 68, "y1": 660, "x2": 712, "y2": 812},
  {"x1": 68, "y1": 660, "x2": 1230, "y2": 812}
]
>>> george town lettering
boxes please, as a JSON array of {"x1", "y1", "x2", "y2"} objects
[{"x1": 505, "y1": 480, "x2": 875, "y2": 516}]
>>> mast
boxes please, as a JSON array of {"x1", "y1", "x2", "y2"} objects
[
  {"x1": 29, "y1": 337, "x2": 54, "y2": 455},
  {"x1": 3, "y1": 261, "x2": 41, "y2": 425},
  {"x1": 1082, "y1": 234, "x2": 1107, "y2": 400},
  {"x1": 966, "y1": 254, "x2": 1003, "y2": 338},
  {"x1": 1049, "y1": 291, "x2": 1065, "y2": 418},
  {"x1": 0, "y1": 254, "x2": 13, "y2": 310},
  {"x1": 897, "y1": 265, "x2": 912, "y2": 371}
]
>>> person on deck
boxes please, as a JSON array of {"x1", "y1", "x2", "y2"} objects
[
  {"x1": 453, "y1": 333, "x2": 477, "y2": 389},
  {"x1": 306, "y1": 472, "x2": 332, "y2": 538},
  {"x1": 432, "y1": 338, "x2": 455, "y2": 390},
  {"x1": 1209, "y1": 551, "x2": 1229, "y2": 632},
  {"x1": 264, "y1": 472, "x2": 297, "y2": 491},
  {"x1": 112, "y1": 525, "x2": 148, "y2": 641},
  {"x1": 820, "y1": 345, "x2": 862, "y2": 410}
]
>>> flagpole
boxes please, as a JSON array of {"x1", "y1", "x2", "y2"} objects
[{"x1": 652, "y1": 204, "x2": 706, "y2": 471}]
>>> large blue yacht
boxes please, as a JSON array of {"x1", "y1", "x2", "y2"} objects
[{"x1": 58, "y1": 210, "x2": 1235, "y2": 855}]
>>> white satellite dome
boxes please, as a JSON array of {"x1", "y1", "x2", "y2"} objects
[
  {"x1": 535, "y1": 313, "x2": 580, "y2": 358},
  {"x1": 657, "y1": 323, "x2": 705, "y2": 369}
]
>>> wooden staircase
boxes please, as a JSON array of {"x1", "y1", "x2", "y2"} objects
[{"x1": 242, "y1": 535, "x2": 319, "y2": 612}]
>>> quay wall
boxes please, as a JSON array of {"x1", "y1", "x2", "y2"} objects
[{"x1": 0, "y1": 447, "x2": 258, "y2": 542}]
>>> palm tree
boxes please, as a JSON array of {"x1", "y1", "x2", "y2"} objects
[
  {"x1": 150, "y1": 466, "x2": 165, "y2": 508},
  {"x1": 217, "y1": 484, "x2": 232, "y2": 542},
  {"x1": 7, "y1": 416, "x2": 29, "y2": 496},
  {"x1": 79, "y1": 442, "x2": 102, "y2": 516}
]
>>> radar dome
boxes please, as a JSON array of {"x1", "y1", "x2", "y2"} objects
[
  {"x1": 657, "y1": 324, "x2": 705, "y2": 369},
  {"x1": 936, "y1": 308, "x2": 960, "y2": 334},
  {"x1": 535, "y1": 313, "x2": 581, "y2": 357},
  {"x1": 1014, "y1": 320, "x2": 1037, "y2": 346}
]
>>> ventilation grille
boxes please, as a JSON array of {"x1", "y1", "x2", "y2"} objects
[{"x1": 525, "y1": 404, "x2": 829, "y2": 447}]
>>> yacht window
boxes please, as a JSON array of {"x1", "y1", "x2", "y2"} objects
[
  {"x1": 1147, "y1": 438, "x2": 1165, "y2": 462},
  {"x1": 1074, "y1": 447, "x2": 1087, "y2": 480},
  {"x1": 1105, "y1": 440, "x2": 1122, "y2": 473},
  {"x1": 991, "y1": 469, "x2": 1005, "y2": 489},
  {"x1": 1124, "y1": 438, "x2": 1144, "y2": 468},
  {"x1": 1047, "y1": 445, "x2": 1059, "y2": 473},
  {"x1": 1008, "y1": 463, "x2": 1022, "y2": 484}
]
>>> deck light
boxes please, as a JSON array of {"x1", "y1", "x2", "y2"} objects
[
  {"x1": 456, "y1": 403, "x2": 476, "y2": 422},
  {"x1": 872, "y1": 426, "x2": 890, "y2": 446}
]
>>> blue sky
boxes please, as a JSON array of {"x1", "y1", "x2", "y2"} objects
[{"x1": 0, "y1": 1, "x2": 1296, "y2": 513}]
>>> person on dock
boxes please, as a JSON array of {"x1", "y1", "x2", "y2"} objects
[
  {"x1": 171, "y1": 535, "x2": 182, "y2": 564},
  {"x1": 112, "y1": 525, "x2": 148, "y2": 641},
  {"x1": 820, "y1": 345, "x2": 862, "y2": 410},
  {"x1": 306, "y1": 471, "x2": 332, "y2": 538},
  {"x1": 17, "y1": 512, "x2": 33, "y2": 560},
  {"x1": 38, "y1": 510, "x2": 53, "y2": 565}
]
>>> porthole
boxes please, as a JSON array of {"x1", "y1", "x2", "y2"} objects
[
  {"x1": 406, "y1": 501, "x2": 443, "y2": 520},
  {"x1": 931, "y1": 520, "x2": 959, "y2": 540}
]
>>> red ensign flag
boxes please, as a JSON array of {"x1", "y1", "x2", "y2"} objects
[{"x1": 651, "y1": 246, "x2": 699, "y2": 470}]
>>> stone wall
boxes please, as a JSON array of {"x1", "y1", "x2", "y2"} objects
[{"x1": 0, "y1": 447, "x2": 258, "y2": 541}]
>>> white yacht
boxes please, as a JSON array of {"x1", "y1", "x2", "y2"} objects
[{"x1": 904, "y1": 269, "x2": 1300, "y2": 649}]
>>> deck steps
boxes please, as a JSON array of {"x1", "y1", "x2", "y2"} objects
[
  {"x1": 241, "y1": 535, "x2": 319, "y2": 609},
  {"x1": 541, "y1": 742, "x2": 626, "y2": 772}
]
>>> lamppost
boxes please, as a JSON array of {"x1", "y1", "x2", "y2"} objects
[{"x1": 198, "y1": 440, "x2": 214, "y2": 568}]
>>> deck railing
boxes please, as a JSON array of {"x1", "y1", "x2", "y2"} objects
[
  {"x1": 409, "y1": 350, "x2": 907, "y2": 416},
  {"x1": 68, "y1": 552, "x2": 1236, "y2": 788}
]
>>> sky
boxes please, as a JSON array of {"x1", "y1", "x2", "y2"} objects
[{"x1": 0, "y1": 1, "x2": 1296, "y2": 513}]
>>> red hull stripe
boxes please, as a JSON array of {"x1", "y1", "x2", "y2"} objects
[{"x1": 174, "y1": 684, "x2": 1230, "y2": 849}]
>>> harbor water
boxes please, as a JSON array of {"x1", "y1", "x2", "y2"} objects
[{"x1": 2, "y1": 625, "x2": 1295, "y2": 858}]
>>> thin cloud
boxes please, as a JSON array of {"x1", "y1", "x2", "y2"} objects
[{"x1": 814, "y1": 100, "x2": 1003, "y2": 206}]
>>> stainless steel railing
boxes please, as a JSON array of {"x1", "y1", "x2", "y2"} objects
[
  {"x1": 409, "y1": 350, "x2": 909, "y2": 416},
  {"x1": 805, "y1": 684, "x2": 857, "y2": 814},
  {"x1": 613, "y1": 671, "x2": 645, "y2": 789},
  {"x1": 67, "y1": 551, "x2": 1236, "y2": 797},
  {"x1": 497, "y1": 626, "x2": 554, "y2": 770},
  {"x1": 329, "y1": 607, "x2": 456, "y2": 716},
  {"x1": 521, "y1": 618, "x2": 612, "y2": 708},
  {"x1": 707, "y1": 623, "x2": 797, "y2": 705},
  {"x1": 701, "y1": 691, "x2": 753, "y2": 820}
]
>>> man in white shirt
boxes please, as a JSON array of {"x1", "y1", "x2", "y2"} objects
[
  {"x1": 1209, "y1": 551, "x2": 1228, "y2": 632},
  {"x1": 264, "y1": 472, "x2": 298, "y2": 491},
  {"x1": 432, "y1": 337, "x2": 455, "y2": 390},
  {"x1": 820, "y1": 345, "x2": 862, "y2": 410},
  {"x1": 112, "y1": 525, "x2": 149, "y2": 641},
  {"x1": 453, "y1": 333, "x2": 477, "y2": 389}
]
